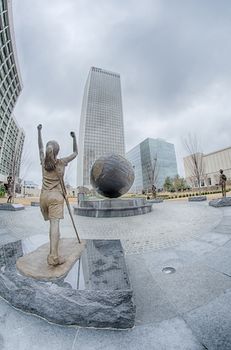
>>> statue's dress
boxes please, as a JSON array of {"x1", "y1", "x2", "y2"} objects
[{"x1": 40, "y1": 159, "x2": 67, "y2": 221}]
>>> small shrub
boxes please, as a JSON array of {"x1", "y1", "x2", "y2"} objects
[{"x1": 0, "y1": 185, "x2": 6, "y2": 198}]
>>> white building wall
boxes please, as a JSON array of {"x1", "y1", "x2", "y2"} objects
[
  {"x1": 203, "y1": 148, "x2": 231, "y2": 185},
  {"x1": 184, "y1": 147, "x2": 231, "y2": 186}
]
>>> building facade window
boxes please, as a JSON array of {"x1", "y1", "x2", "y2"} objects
[
  {"x1": 0, "y1": 0, "x2": 24, "y2": 182},
  {"x1": 126, "y1": 138, "x2": 178, "y2": 193},
  {"x1": 77, "y1": 67, "x2": 125, "y2": 187}
]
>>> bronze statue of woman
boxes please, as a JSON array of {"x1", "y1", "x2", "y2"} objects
[
  {"x1": 6, "y1": 175, "x2": 13, "y2": 203},
  {"x1": 219, "y1": 169, "x2": 227, "y2": 198},
  {"x1": 37, "y1": 124, "x2": 78, "y2": 266}
]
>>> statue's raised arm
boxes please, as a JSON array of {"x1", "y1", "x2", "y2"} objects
[
  {"x1": 37, "y1": 124, "x2": 44, "y2": 165},
  {"x1": 61, "y1": 131, "x2": 78, "y2": 164}
]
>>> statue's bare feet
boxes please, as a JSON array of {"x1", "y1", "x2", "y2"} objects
[{"x1": 47, "y1": 254, "x2": 65, "y2": 266}]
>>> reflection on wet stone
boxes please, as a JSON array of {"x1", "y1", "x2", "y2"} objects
[
  {"x1": 0, "y1": 236, "x2": 135, "y2": 329},
  {"x1": 17, "y1": 236, "x2": 86, "y2": 282}
]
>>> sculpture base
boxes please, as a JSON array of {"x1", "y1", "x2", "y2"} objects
[
  {"x1": 147, "y1": 198, "x2": 164, "y2": 203},
  {"x1": 0, "y1": 238, "x2": 135, "y2": 329},
  {"x1": 0, "y1": 203, "x2": 25, "y2": 211},
  {"x1": 16, "y1": 239, "x2": 86, "y2": 280},
  {"x1": 188, "y1": 196, "x2": 207, "y2": 202},
  {"x1": 74, "y1": 198, "x2": 152, "y2": 217},
  {"x1": 209, "y1": 197, "x2": 231, "y2": 207},
  {"x1": 31, "y1": 201, "x2": 40, "y2": 207}
]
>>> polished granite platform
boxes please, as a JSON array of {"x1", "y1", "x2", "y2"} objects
[
  {"x1": 74, "y1": 198, "x2": 152, "y2": 217},
  {"x1": 0, "y1": 236, "x2": 135, "y2": 329}
]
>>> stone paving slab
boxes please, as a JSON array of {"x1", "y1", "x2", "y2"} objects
[
  {"x1": 213, "y1": 216, "x2": 231, "y2": 234},
  {"x1": 151, "y1": 263, "x2": 231, "y2": 314},
  {"x1": 174, "y1": 239, "x2": 218, "y2": 256},
  {"x1": 0, "y1": 233, "x2": 19, "y2": 245},
  {"x1": 73, "y1": 317, "x2": 205, "y2": 350},
  {"x1": 184, "y1": 289, "x2": 231, "y2": 350},
  {"x1": 197, "y1": 231, "x2": 231, "y2": 246},
  {"x1": 126, "y1": 255, "x2": 177, "y2": 325},
  {"x1": 142, "y1": 249, "x2": 187, "y2": 275},
  {"x1": 0, "y1": 298, "x2": 78, "y2": 350},
  {"x1": 200, "y1": 245, "x2": 231, "y2": 276},
  {"x1": 222, "y1": 207, "x2": 231, "y2": 216}
]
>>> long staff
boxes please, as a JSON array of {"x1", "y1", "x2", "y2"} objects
[{"x1": 58, "y1": 174, "x2": 81, "y2": 243}]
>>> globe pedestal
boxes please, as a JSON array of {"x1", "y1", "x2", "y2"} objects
[{"x1": 74, "y1": 198, "x2": 153, "y2": 217}]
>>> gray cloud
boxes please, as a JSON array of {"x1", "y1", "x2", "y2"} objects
[{"x1": 12, "y1": 0, "x2": 231, "y2": 183}]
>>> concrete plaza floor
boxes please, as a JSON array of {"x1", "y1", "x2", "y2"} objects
[{"x1": 1, "y1": 200, "x2": 231, "y2": 349}]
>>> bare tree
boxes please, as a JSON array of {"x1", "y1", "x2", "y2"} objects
[
  {"x1": 8, "y1": 134, "x2": 24, "y2": 203},
  {"x1": 183, "y1": 134, "x2": 204, "y2": 192},
  {"x1": 17, "y1": 138, "x2": 34, "y2": 196},
  {"x1": 20, "y1": 144, "x2": 32, "y2": 180},
  {"x1": 144, "y1": 154, "x2": 160, "y2": 195}
]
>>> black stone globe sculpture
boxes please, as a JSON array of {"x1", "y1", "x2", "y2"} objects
[{"x1": 90, "y1": 154, "x2": 135, "y2": 198}]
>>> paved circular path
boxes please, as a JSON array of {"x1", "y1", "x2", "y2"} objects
[
  {"x1": 0, "y1": 201, "x2": 222, "y2": 254},
  {"x1": 77, "y1": 201, "x2": 222, "y2": 254}
]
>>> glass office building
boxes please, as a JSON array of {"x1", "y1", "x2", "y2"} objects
[
  {"x1": 77, "y1": 67, "x2": 125, "y2": 187},
  {"x1": 0, "y1": 0, "x2": 24, "y2": 182},
  {"x1": 126, "y1": 138, "x2": 178, "y2": 192}
]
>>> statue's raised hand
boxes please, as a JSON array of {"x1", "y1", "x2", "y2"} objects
[
  {"x1": 70, "y1": 131, "x2": 75, "y2": 138},
  {"x1": 37, "y1": 124, "x2": 42, "y2": 130}
]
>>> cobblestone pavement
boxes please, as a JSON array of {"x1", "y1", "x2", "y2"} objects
[
  {"x1": 76, "y1": 201, "x2": 222, "y2": 254},
  {"x1": 0, "y1": 201, "x2": 222, "y2": 254}
]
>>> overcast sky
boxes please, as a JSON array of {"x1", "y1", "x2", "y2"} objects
[{"x1": 12, "y1": 0, "x2": 231, "y2": 186}]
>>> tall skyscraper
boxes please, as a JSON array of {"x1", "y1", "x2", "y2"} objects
[
  {"x1": 77, "y1": 67, "x2": 125, "y2": 187},
  {"x1": 126, "y1": 138, "x2": 178, "y2": 192},
  {"x1": 0, "y1": 0, "x2": 24, "y2": 182}
]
